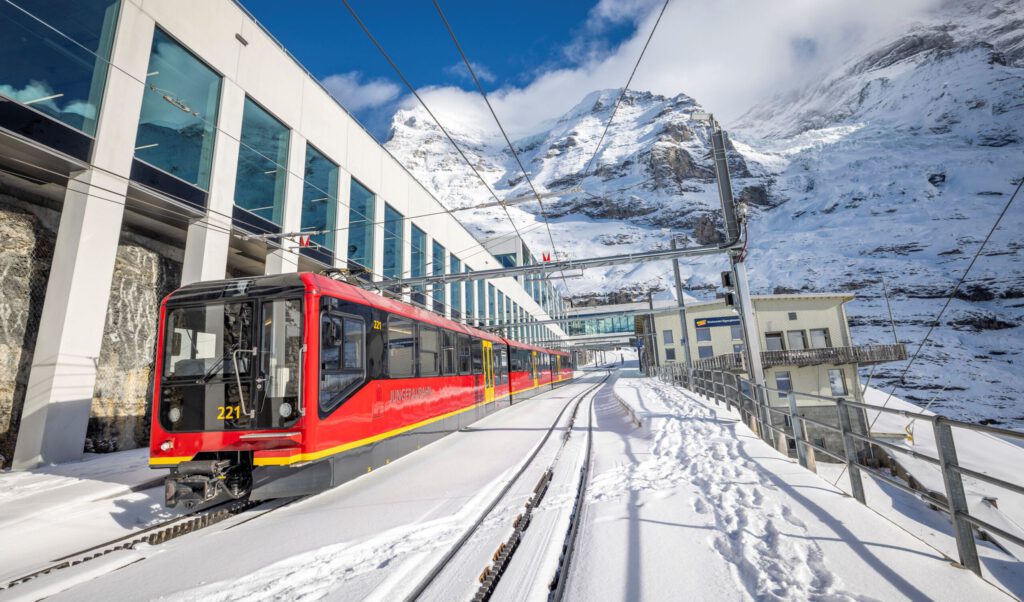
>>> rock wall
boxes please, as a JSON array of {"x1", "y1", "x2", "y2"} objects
[{"x1": 0, "y1": 194, "x2": 182, "y2": 466}]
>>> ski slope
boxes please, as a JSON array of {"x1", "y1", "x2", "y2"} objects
[{"x1": 0, "y1": 368, "x2": 1016, "y2": 601}]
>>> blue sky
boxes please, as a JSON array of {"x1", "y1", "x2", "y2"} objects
[
  {"x1": 239, "y1": 0, "x2": 940, "y2": 142},
  {"x1": 240, "y1": 0, "x2": 638, "y2": 138}
]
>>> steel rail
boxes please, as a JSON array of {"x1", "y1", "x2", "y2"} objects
[{"x1": 404, "y1": 373, "x2": 609, "y2": 602}]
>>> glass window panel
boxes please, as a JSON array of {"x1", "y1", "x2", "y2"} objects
[
  {"x1": 665, "y1": 348, "x2": 676, "y2": 361},
  {"x1": 810, "y1": 328, "x2": 831, "y2": 348},
  {"x1": 136, "y1": 28, "x2": 221, "y2": 189},
  {"x1": 786, "y1": 330, "x2": 806, "y2": 350},
  {"x1": 383, "y1": 203, "x2": 403, "y2": 280},
  {"x1": 418, "y1": 326, "x2": 439, "y2": 376},
  {"x1": 450, "y1": 255, "x2": 462, "y2": 319},
  {"x1": 765, "y1": 332, "x2": 785, "y2": 351},
  {"x1": 347, "y1": 179, "x2": 375, "y2": 270},
  {"x1": 234, "y1": 97, "x2": 289, "y2": 225},
  {"x1": 410, "y1": 225, "x2": 427, "y2": 306},
  {"x1": 698, "y1": 345, "x2": 714, "y2": 359},
  {"x1": 829, "y1": 369, "x2": 848, "y2": 396},
  {"x1": 663, "y1": 329, "x2": 674, "y2": 345},
  {"x1": 432, "y1": 241, "x2": 445, "y2": 313},
  {"x1": 0, "y1": 0, "x2": 119, "y2": 135},
  {"x1": 488, "y1": 283, "x2": 496, "y2": 327},
  {"x1": 300, "y1": 144, "x2": 338, "y2": 252},
  {"x1": 387, "y1": 316, "x2": 415, "y2": 377},
  {"x1": 730, "y1": 324, "x2": 743, "y2": 340},
  {"x1": 465, "y1": 268, "x2": 474, "y2": 322},
  {"x1": 775, "y1": 370, "x2": 792, "y2": 398},
  {"x1": 696, "y1": 327, "x2": 711, "y2": 342}
]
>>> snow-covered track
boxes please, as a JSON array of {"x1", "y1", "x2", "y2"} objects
[
  {"x1": 405, "y1": 372, "x2": 610, "y2": 602},
  {"x1": 0, "y1": 495, "x2": 298, "y2": 592}
]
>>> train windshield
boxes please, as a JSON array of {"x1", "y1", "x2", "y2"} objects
[{"x1": 159, "y1": 299, "x2": 302, "y2": 432}]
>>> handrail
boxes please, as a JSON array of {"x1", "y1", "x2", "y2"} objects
[{"x1": 653, "y1": 362, "x2": 1024, "y2": 579}]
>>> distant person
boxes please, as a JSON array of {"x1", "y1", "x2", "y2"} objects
[{"x1": 620, "y1": 353, "x2": 624, "y2": 365}]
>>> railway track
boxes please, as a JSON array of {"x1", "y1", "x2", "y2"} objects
[
  {"x1": 405, "y1": 370, "x2": 611, "y2": 602},
  {"x1": 0, "y1": 493, "x2": 299, "y2": 593}
]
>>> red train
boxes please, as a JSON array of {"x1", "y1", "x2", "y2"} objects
[{"x1": 149, "y1": 272, "x2": 573, "y2": 508}]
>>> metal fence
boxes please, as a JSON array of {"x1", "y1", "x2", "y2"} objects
[{"x1": 655, "y1": 362, "x2": 1024, "y2": 578}]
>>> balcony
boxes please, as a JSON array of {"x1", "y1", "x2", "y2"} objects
[{"x1": 694, "y1": 344, "x2": 907, "y2": 371}]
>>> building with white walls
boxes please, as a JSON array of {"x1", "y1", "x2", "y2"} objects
[{"x1": 0, "y1": 0, "x2": 567, "y2": 468}]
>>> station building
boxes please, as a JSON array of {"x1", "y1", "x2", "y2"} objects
[
  {"x1": 649, "y1": 293, "x2": 907, "y2": 457},
  {"x1": 0, "y1": 0, "x2": 567, "y2": 468}
]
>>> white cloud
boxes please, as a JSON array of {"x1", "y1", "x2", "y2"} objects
[
  {"x1": 322, "y1": 71, "x2": 401, "y2": 112},
  {"x1": 404, "y1": 0, "x2": 942, "y2": 139},
  {"x1": 444, "y1": 60, "x2": 497, "y2": 84}
]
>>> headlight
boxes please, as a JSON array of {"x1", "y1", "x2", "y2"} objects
[
  {"x1": 279, "y1": 402, "x2": 293, "y2": 418},
  {"x1": 168, "y1": 406, "x2": 182, "y2": 423}
]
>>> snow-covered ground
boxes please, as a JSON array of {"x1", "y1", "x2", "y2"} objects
[{"x1": 2, "y1": 369, "x2": 1018, "y2": 601}]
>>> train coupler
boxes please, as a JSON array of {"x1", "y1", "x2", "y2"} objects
[{"x1": 165, "y1": 460, "x2": 245, "y2": 509}]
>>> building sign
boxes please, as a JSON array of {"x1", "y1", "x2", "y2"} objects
[{"x1": 694, "y1": 316, "x2": 741, "y2": 328}]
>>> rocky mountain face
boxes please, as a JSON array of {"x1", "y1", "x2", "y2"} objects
[{"x1": 385, "y1": 0, "x2": 1024, "y2": 427}]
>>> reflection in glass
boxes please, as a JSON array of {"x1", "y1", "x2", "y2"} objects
[
  {"x1": 450, "y1": 255, "x2": 462, "y2": 319},
  {"x1": 235, "y1": 97, "x2": 289, "y2": 225},
  {"x1": 300, "y1": 145, "x2": 338, "y2": 254},
  {"x1": 432, "y1": 240, "x2": 445, "y2": 313},
  {"x1": 410, "y1": 224, "x2": 427, "y2": 306},
  {"x1": 383, "y1": 203, "x2": 403, "y2": 280},
  {"x1": 0, "y1": 0, "x2": 119, "y2": 135},
  {"x1": 348, "y1": 179, "x2": 375, "y2": 270},
  {"x1": 135, "y1": 28, "x2": 221, "y2": 189}
]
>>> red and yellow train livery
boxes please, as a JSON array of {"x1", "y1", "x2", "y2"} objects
[{"x1": 149, "y1": 272, "x2": 573, "y2": 508}]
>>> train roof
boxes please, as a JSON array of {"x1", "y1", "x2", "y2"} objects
[{"x1": 164, "y1": 272, "x2": 568, "y2": 355}]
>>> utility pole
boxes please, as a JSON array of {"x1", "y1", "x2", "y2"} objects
[
  {"x1": 708, "y1": 115, "x2": 765, "y2": 389},
  {"x1": 647, "y1": 291, "x2": 661, "y2": 375},
  {"x1": 670, "y1": 238, "x2": 693, "y2": 369}
]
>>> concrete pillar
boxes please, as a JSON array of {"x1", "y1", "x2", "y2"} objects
[
  {"x1": 266, "y1": 131, "x2": 305, "y2": 274},
  {"x1": 182, "y1": 80, "x2": 245, "y2": 284},
  {"x1": 13, "y1": 3, "x2": 151, "y2": 468}
]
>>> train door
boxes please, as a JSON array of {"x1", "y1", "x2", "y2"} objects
[
  {"x1": 482, "y1": 341, "x2": 495, "y2": 403},
  {"x1": 555, "y1": 355, "x2": 562, "y2": 382},
  {"x1": 531, "y1": 351, "x2": 538, "y2": 388}
]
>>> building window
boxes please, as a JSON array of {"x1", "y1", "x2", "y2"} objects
[
  {"x1": 465, "y1": 268, "x2": 475, "y2": 323},
  {"x1": 410, "y1": 225, "x2": 427, "y2": 306},
  {"x1": 810, "y1": 328, "x2": 832, "y2": 348},
  {"x1": 432, "y1": 241, "x2": 446, "y2": 313},
  {"x1": 730, "y1": 324, "x2": 743, "y2": 340},
  {"x1": 347, "y1": 179, "x2": 375, "y2": 272},
  {"x1": 775, "y1": 370, "x2": 792, "y2": 398},
  {"x1": 383, "y1": 204, "x2": 403, "y2": 279},
  {"x1": 234, "y1": 97, "x2": 289, "y2": 226},
  {"x1": 733, "y1": 343, "x2": 744, "y2": 354},
  {"x1": 786, "y1": 330, "x2": 807, "y2": 350},
  {"x1": 495, "y1": 253, "x2": 516, "y2": 268},
  {"x1": 136, "y1": 28, "x2": 221, "y2": 190},
  {"x1": 698, "y1": 345, "x2": 714, "y2": 359},
  {"x1": 300, "y1": 144, "x2": 338, "y2": 253},
  {"x1": 829, "y1": 369, "x2": 848, "y2": 396},
  {"x1": 1, "y1": 0, "x2": 120, "y2": 135},
  {"x1": 696, "y1": 326, "x2": 711, "y2": 342},
  {"x1": 497, "y1": 291, "x2": 505, "y2": 326},
  {"x1": 488, "y1": 283, "x2": 496, "y2": 327},
  {"x1": 663, "y1": 329, "x2": 674, "y2": 345},
  {"x1": 788, "y1": 312, "x2": 798, "y2": 321},
  {"x1": 450, "y1": 255, "x2": 462, "y2": 319},
  {"x1": 765, "y1": 332, "x2": 785, "y2": 351},
  {"x1": 387, "y1": 316, "x2": 415, "y2": 377},
  {"x1": 665, "y1": 347, "x2": 676, "y2": 361}
]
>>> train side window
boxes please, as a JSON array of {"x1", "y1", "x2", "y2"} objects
[
  {"x1": 419, "y1": 325, "x2": 440, "y2": 377},
  {"x1": 495, "y1": 344, "x2": 508, "y2": 384},
  {"x1": 441, "y1": 330, "x2": 456, "y2": 376},
  {"x1": 471, "y1": 339, "x2": 483, "y2": 374},
  {"x1": 458, "y1": 334, "x2": 471, "y2": 374},
  {"x1": 387, "y1": 316, "x2": 416, "y2": 378},
  {"x1": 320, "y1": 312, "x2": 365, "y2": 412}
]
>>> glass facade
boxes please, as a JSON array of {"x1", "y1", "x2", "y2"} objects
[
  {"x1": 234, "y1": 97, "x2": 289, "y2": 225},
  {"x1": 383, "y1": 203, "x2": 403, "y2": 279},
  {"x1": 465, "y1": 268, "x2": 474, "y2": 323},
  {"x1": 478, "y1": 280, "x2": 487, "y2": 326},
  {"x1": 347, "y1": 178, "x2": 375, "y2": 271},
  {"x1": 432, "y1": 241, "x2": 445, "y2": 314},
  {"x1": 410, "y1": 224, "x2": 427, "y2": 306},
  {"x1": 565, "y1": 314, "x2": 634, "y2": 337},
  {"x1": 450, "y1": 255, "x2": 462, "y2": 319},
  {"x1": 488, "y1": 283, "x2": 496, "y2": 327},
  {"x1": 300, "y1": 144, "x2": 338, "y2": 252},
  {"x1": 0, "y1": 0, "x2": 119, "y2": 135},
  {"x1": 136, "y1": 28, "x2": 221, "y2": 190}
]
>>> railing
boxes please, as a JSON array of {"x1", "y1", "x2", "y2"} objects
[
  {"x1": 760, "y1": 344, "x2": 907, "y2": 367},
  {"x1": 691, "y1": 344, "x2": 907, "y2": 373},
  {"x1": 654, "y1": 362, "x2": 1024, "y2": 579}
]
